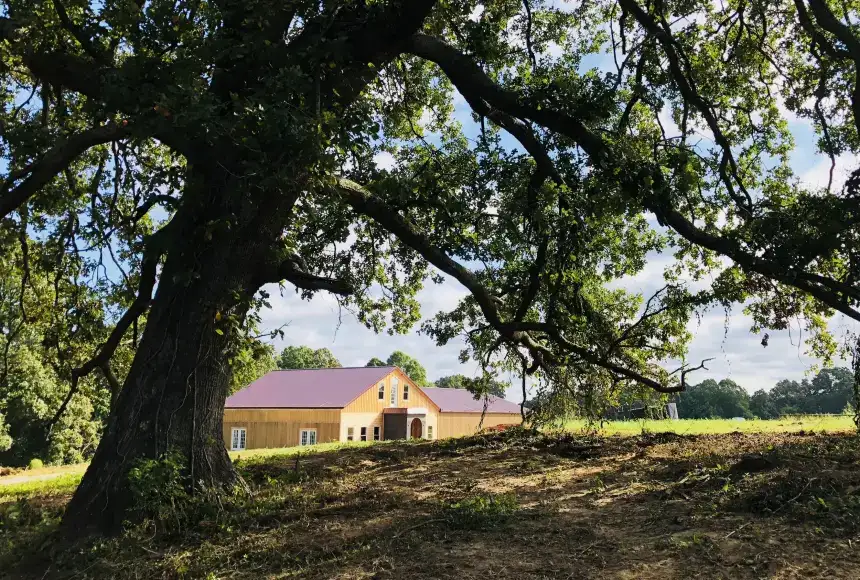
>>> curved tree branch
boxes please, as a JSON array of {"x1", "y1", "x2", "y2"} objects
[
  {"x1": 803, "y1": 0, "x2": 860, "y2": 137},
  {"x1": 53, "y1": 0, "x2": 107, "y2": 63},
  {"x1": 46, "y1": 223, "x2": 173, "y2": 435},
  {"x1": 255, "y1": 254, "x2": 354, "y2": 295},
  {"x1": 334, "y1": 177, "x2": 681, "y2": 393},
  {"x1": 0, "y1": 17, "x2": 206, "y2": 164},
  {"x1": 618, "y1": 0, "x2": 754, "y2": 214},
  {"x1": 0, "y1": 123, "x2": 133, "y2": 220},
  {"x1": 405, "y1": 33, "x2": 860, "y2": 323}
]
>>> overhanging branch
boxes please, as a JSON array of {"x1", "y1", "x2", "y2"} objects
[
  {"x1": 46, "y1": 223, "x2": 172, "y2": 435},
  {"x1": 257, "y1": 254, "x2": 354, "y2": 296},
  {"x1": 1, "y1": 123, "x2": 133, "y2": 219},
  {"x1": 278, "y1": 261, "x2": 354, "y2": 295},
  {"x1": 406, "y1": 33, "x2": 860, "y2": 323},
  {"x1": 333, "y1": 177, "x2": 681, "y2": 393}
]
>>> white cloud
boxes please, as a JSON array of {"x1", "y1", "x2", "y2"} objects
[
  {"x1": 258, "y1": 273, "x2": 476, "y2": 383},
  {"x1": 373, "y1": 151, "x2": 397, "y2": 171},
  {"x1": 798, "y1": 153, "x2": 859, "y2": 191}
]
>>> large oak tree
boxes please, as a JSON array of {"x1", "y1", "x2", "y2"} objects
[{"x1": 2, "y1": 0, "x2": 860, "y2": 534}]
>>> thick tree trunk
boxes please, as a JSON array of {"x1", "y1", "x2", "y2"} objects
[
  {"x1": 58, "y1": 0, "x2": 438, "y2": 535},
  {"x1": 61, "y1": 268, "x2": 241, "y2": 533},
  {"x1": 61, "y1": 172, "x2": 281, "y2": 535}
]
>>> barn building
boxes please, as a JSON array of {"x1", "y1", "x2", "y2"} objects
[{"x1": 223, "y1": 366, "x2": 523, "y2": 450}]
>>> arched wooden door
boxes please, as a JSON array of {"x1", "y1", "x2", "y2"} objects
[{"x1": 410, "y1": 418, "x2": 422, "y2": 439}]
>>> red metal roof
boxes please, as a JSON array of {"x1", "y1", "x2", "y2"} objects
[
  {"x1": 421, "y1": 387, "x2": 522, "y2": 414},
  {"x1": 225, "y1": 367, "x2": 395, "y2": 408}
]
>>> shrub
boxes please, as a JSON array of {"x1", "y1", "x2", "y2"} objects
[
  {"x1": 127, "y1": 451, "x2": 190, "y2": 529},
  {"x1": 442, "y1": 493, "x2": 518, "y2": 530},
  {"x1": 0, "y1": 412, "x2": 11, "y2": 453},
  {"x1": 27, "y1": 459, "x2": 43, "y2": 470}
]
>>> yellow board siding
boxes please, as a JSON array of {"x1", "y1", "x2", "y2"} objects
[
  {"x1": 340, "y1": 412, "x2": 384, "y2": 442},
  {"x1": 223, "y1": 408, "x2": 340, "y2": 449},
  {"x1": 341, "y1": 369, "x2": 441, "y2": 441},
  {"x1": 436, "y1": 412, "x2": 523, "y2": 439},
  {"x1": 342, "y1": 368, "x2": 440, "y2": 413},
  {"x1": 341, "y1": 410, "x2": 439, "y2": 441}
]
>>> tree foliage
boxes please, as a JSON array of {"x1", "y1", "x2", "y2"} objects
[
  {"x1": 750, "y1": 368, "x2": 856, "y2": 418},
  {"x1": 384, "y1": 350, "x2": 429, "y2": 386},
  {"x1": 435, "y1": 374, "x2": 507, "y2": 398},
  {"x1": 276, "y1": 346, "x2": 341, "y2": 371},
  {"x1": 676, "y1": 379, "x2": 752, "y2": 419},
  {"x1": 678, "y1": 368, "x2": 856, "y2": 419},
  {"x1": 365, "y1": 351, "x2": 431, "y2": 385},
  {"x1": 3, "y1": 0, "x2": 860, "y2": 531},
  {"x1": 0, "y1": 411, "x2": 11, "y2": 453},
  {"x1": 230, "y1": 341, "x2": 277, "y2": 393}
]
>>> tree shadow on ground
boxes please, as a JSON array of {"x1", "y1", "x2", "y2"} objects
[{"x1": 5, "y1": 430, "x2": 860, "y2": 579}]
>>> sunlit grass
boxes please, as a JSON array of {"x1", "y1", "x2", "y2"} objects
[
  {"x1": 2, "y1": 417, "x2": 855, "y2": 498},
  {"x1": 228, "y1": 439, "x2": 388, "y2": 462},
  {"x1": 0, "y1": 473, "x2": 83, "y2": 501},
  {"x1": 563, "y1": 415, "x2": 856, "y2": 435}
]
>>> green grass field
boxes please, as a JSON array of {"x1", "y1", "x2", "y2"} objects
[
  {"x1": 0, "y1": 416, "x2": 854, "y2": 498},
  {"x1": 0, "y1": 473, "x2": 83, "y2": 500},
  {"x1": 563, "y1": 414, "x2": 856, "y2": 435}
]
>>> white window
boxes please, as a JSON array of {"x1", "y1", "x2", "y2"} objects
[
  {"x1": 378, "y1": 382, "x2": 385, "y2": 400},
  {"x1": 427, "y1": 425, "x2": 433, "y2": 440},
  {"x1": 300, "y1": 429, "x2": 317, "y2": 446},
  {"x1": 347, "y1": 427, "x2": 354, "y2": 441},
  {"x1": 231, "y1": 428, "x2": 247, "y2": 450},
  {"x1": 360, "y1": 427, "x2": 367, "y2": 441},
  {"x1": 403, "y1": 383, "x2": 409, "y2": 401},
  {"x1": 390, "y1": 377, "x2": 398, "y2": 406},
  {"x1": 373, "y1": 426, "x2": 380, "y2": 441}
]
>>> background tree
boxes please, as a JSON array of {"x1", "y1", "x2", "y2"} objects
[
  {"x1": 676, "y1": 379, "x2": 752, "y2": 419},
  {"x1": 230, "y1": 342, "x2": 277, "y2": 394},
  {"x1": 806, "y1": 368, "x2": 855, "y2": 414},
  {"x1": 750, "y1": 390, "x2": 778, "y2": 420},
  {"x1": 3, "y1": 0, "x2": 860, "y2": 535},
  {"x1": 768, "y1": 380, "x2": 808, "y2": 416},
  {"x1": 435, "y1": 374, "x2": 507, "y2": 398},
  {"x1": 365, "y1": 357, "x2": 386, "y2": 367},
  {"x1": 0, "y1": 230, "x2": 118, "y2": 466},
  {"x1": 747, "y1": 368, "x2": 855, "y2": 418},
  {"x1": 385, "y1": 351, "x2": 429, "y2": 386},
  {"x1": 0, "y1": 411, "x2": 11, "y2": 453},
  {"x1": 277, "y1": 346, "x2": 341, "y2": 371}
]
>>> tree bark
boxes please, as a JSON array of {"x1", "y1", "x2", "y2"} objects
[
  {"x1": 61, "y1": 171, "x2": 281, "y2": 535},
  {"x1": 56, "y1": 0, "x2": 439, "y2": 535}
]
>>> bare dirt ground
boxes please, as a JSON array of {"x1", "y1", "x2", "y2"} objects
[{"x1": 3, "y1": 429, "x2": 860, "y2": 579}]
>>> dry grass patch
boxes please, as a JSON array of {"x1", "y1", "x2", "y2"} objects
[{"x1": 1, "y1": 429, "x2": 859, "y2": 579}]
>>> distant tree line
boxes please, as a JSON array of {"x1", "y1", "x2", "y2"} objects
[{"x1": 676, "y1": 368, "x2": 855, "y2": 419}]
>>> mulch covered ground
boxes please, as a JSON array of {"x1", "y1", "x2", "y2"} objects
[{"x1": 4, "y1": 429, "x2": 860, "y2": 579}]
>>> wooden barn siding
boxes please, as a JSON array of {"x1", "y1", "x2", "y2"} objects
[
  {"x1": 340, "y1": 410, "x2": 438, "y2": 440},
  {"x1": 342, "y1": 368, "x2": 438, "y2": 413},
  {"x1": 340, "y1": 412, "x2": 383, "y2": 441},
  {"x1": 436, "y1": 412, "x2": 523, "y2": 438},
  {"x1": 223, "y1": 408, "x2": 340, "y2": 449},
  {"x1": 341, "y1": 369, "x2": 440, "y2": 440}
]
